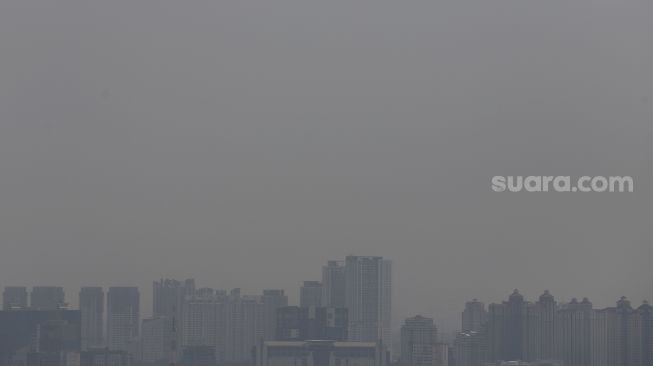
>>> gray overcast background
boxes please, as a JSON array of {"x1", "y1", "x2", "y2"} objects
[{"x1": 0, "y1": 0, "x2": 651, "y2": 332}]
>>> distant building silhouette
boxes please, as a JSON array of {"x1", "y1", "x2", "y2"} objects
[
  {"x1": 400, "y1": 315, "x2": 438, "y2": 366},
  {"x1": 453, "y1": 331, "x2": 485, "y2": 366},
  {"x1": 555, "y1": 297, "x2": 593, "y2": 366},
  {"x1": 321, "y1": 261, "x2": 346, "y2": 308},
  {"x1": 153, "y1": 279, "x2": 195, "y2": 319},
  {"x1": 152, "y1": 278, "x2": 195, "y2": 362},
  {"x1": 344, "y1": 256, "x2": 392, "y2": 347},
  {"x1": 181, "y1": 288, "x2": 264, "y2": 364},
  {"x1": 79, "y1": 287, "x2": 104, "y2": 350},
  {"x1": 0, "y1": 309, "x2": 81, "y2": 366},
  {"x1": 462, "y1": 299, "x2": 486, "y2": 333},
  {"x1": 276, "y1": 306, "x2": 348, "y2": 341},
  {"x1": 2, "y1": 287, "x2": 28, "y2": 310},
  {"x1": 106, "y1": 287, "x2": 139, "y2": 352},
  {"x1": 261, "y1": 290, "x2": 287, "y2": 341},
  {"x1": 140, "y1": 316, "x2": 172, "y2": 364},
  {"x1": 299, "y1": 281, "x2": 323, "y2": 308},
  {"x1": 31, "y1": 287, "x2": 66, "y2": 310}
]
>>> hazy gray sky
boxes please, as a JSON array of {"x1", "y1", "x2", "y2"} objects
[{"x1": 0, "y1": 0, "x2": 651, "y2": 332}]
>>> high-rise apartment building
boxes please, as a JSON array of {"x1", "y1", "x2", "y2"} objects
[
  {"x1": 462, "y1": 299, "x2": 487, "y2": 332},
  {"x1": 637, "y1": 301, "x2": 653, "y2": 366},
  {"x1": 453, "y1": 331, "x2": 485, "y2": 366},
  {"x1": 457, "y1": 293, "x2": 648, "y2": 366},
  {"x1": 181, "y1": 288, "x2": 265, "y2": 364},
  {"x1": 400, "y1": 315, "x2": 438, "y2": 366},
  {"x1": 141, "y1": 316, "x2": 172, "y2": 364},
  {"x1": 79, "y1": 287, "x2": 104, "y2": 350},
  {"x1": 344, "y1": 256, "x2": 392, "y2": 347},
  {"x1": 555, "y1": 298, "x2": 593, "y2": 366},
  {"x1": 322, "y1": 261, "x2": 346, "y2": 308},
  {"x1": 152, "y1": 278, "x2": 195, "y2": 361},
  {"x1": 523, "y1": 291, "x2": 557, "y2": 361},
  {"x1": 591, "y1": 307, "x2": 617, "y2": 366},
  {"x1": 153, "y1": 279, "x2": 195, "y2": 319},
  {"x1": 261, "y1": 289, "x2": 287, "y2": 341},
  {"x1": 487, "y1": 302, "x2": 506, "y2": 363},
  {"x1": 505, "y1": 289, "x2": 526, "y2": 361},
  {"x1": 106, "y1": 287, "x2": 140, "y2": 351}
]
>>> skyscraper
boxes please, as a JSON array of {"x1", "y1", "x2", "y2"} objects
[
  {"x1": 153, "y1": 278, "x2": 195, "y2": 319},
  {"x1": 153, "y1": 278, "x2": 195, "y2": 361},
  {"x1": 536, "y1": 290, "x2": 557, "y2": 361},
  {"x1": 322, "y1": 261, "x2": 346, "y2": 308},
  {"x1": 637, "y1": 301, "x2": 653, "y2": 366},
  {"x1": 462, "y1": 299, "x2": 487, "y2": 333},
  {"x1": 141, "y1": 317, "x2": 172, "y2": 364},
  {"x1": 505, "y1": 289, "x2": 526, "y2": 361},
  {"x1": 30, "y1": 287, "x2": 66, "y2": 310},
  {"x1": 400, "y1": 315, "x2": 438, "y2": 366},
  {"x1": 453, "y1": 331, "x2": 485, "y2": 366},
  {"x1": 2, "y1": 286, "x2": 28, "y2": 310},
  {"x1": 524, "y1": 290, "x2": 557, "y2": 362},
  {"x1": 555, "y1": 298, "x2": 593, "y2": 366},
  {"x1": 591, "y1": 307, "x2": 617, "y2": 366},
  {"x1": 614, "y1": 296, "x2": 645, "y2": 366},
  {"x1": 106, "y1": 287, "x2": 140, "y2": 351},
  {"x1": 181, "y1": 288, "x2": 266, "y2": 364},
  {"x1": 487, "y1": 302, "x2": 506, "y2": 363},
  {"x1": 344, "y1": 256, "x2": 392, "y2": 346},
  {"x1": 79, "y1": 287, "x2": 104, "y2": 350},
  {"x1": 261, "y1": 290, "x2": 287, "y2": 341},
  {"x1": 590, "y1": 298, "x2": 652, "y2": 366},
  {"x1": 299, "y1": 281, "x2": 323, "y2": 308}
]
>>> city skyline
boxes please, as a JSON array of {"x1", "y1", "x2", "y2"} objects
[
  {"x1": 1, "y1": 271, "x2": 650, "y2": 336},
  {"x1": 2, "y1": 277, "x2": 650, "y2": 366},
  {"x1": 1, "y1": 0, "x2": 652, "y2": 339}
]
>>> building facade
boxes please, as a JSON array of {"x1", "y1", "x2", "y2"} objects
[
  {"x1": 31, "y1": 287, "x2": 66, "y2": 310},
  {"x1": 400, "y1": 315, "x2": 438, "y2": 366},
  {"x1": 322, "y1": 261, "x2": 346, "y2": 308},
  {"x1": 462, "y1": 299, "x2": 487, "y2": 333},
  {"x1": 106, "y1": 287, "x2": 140, "y2": 352},
  {"x1": 344, "y1": 256, "x2": 392, "y2": 347},
  {"x1": 79, "y1": 287, "x2": 104, "y2": 350},
  {"x1": 2, "y1": 287, "x2": 28, "y2": 310},
  {"x1": 253, "y1": 340, "x2": 389, "y2": 366},
  {"x1": 277, "y1": 306, "x2": 348, "y2": 341},
  {"x1": 300, "y1": 281, "x2": 324, "y2": 309}
]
